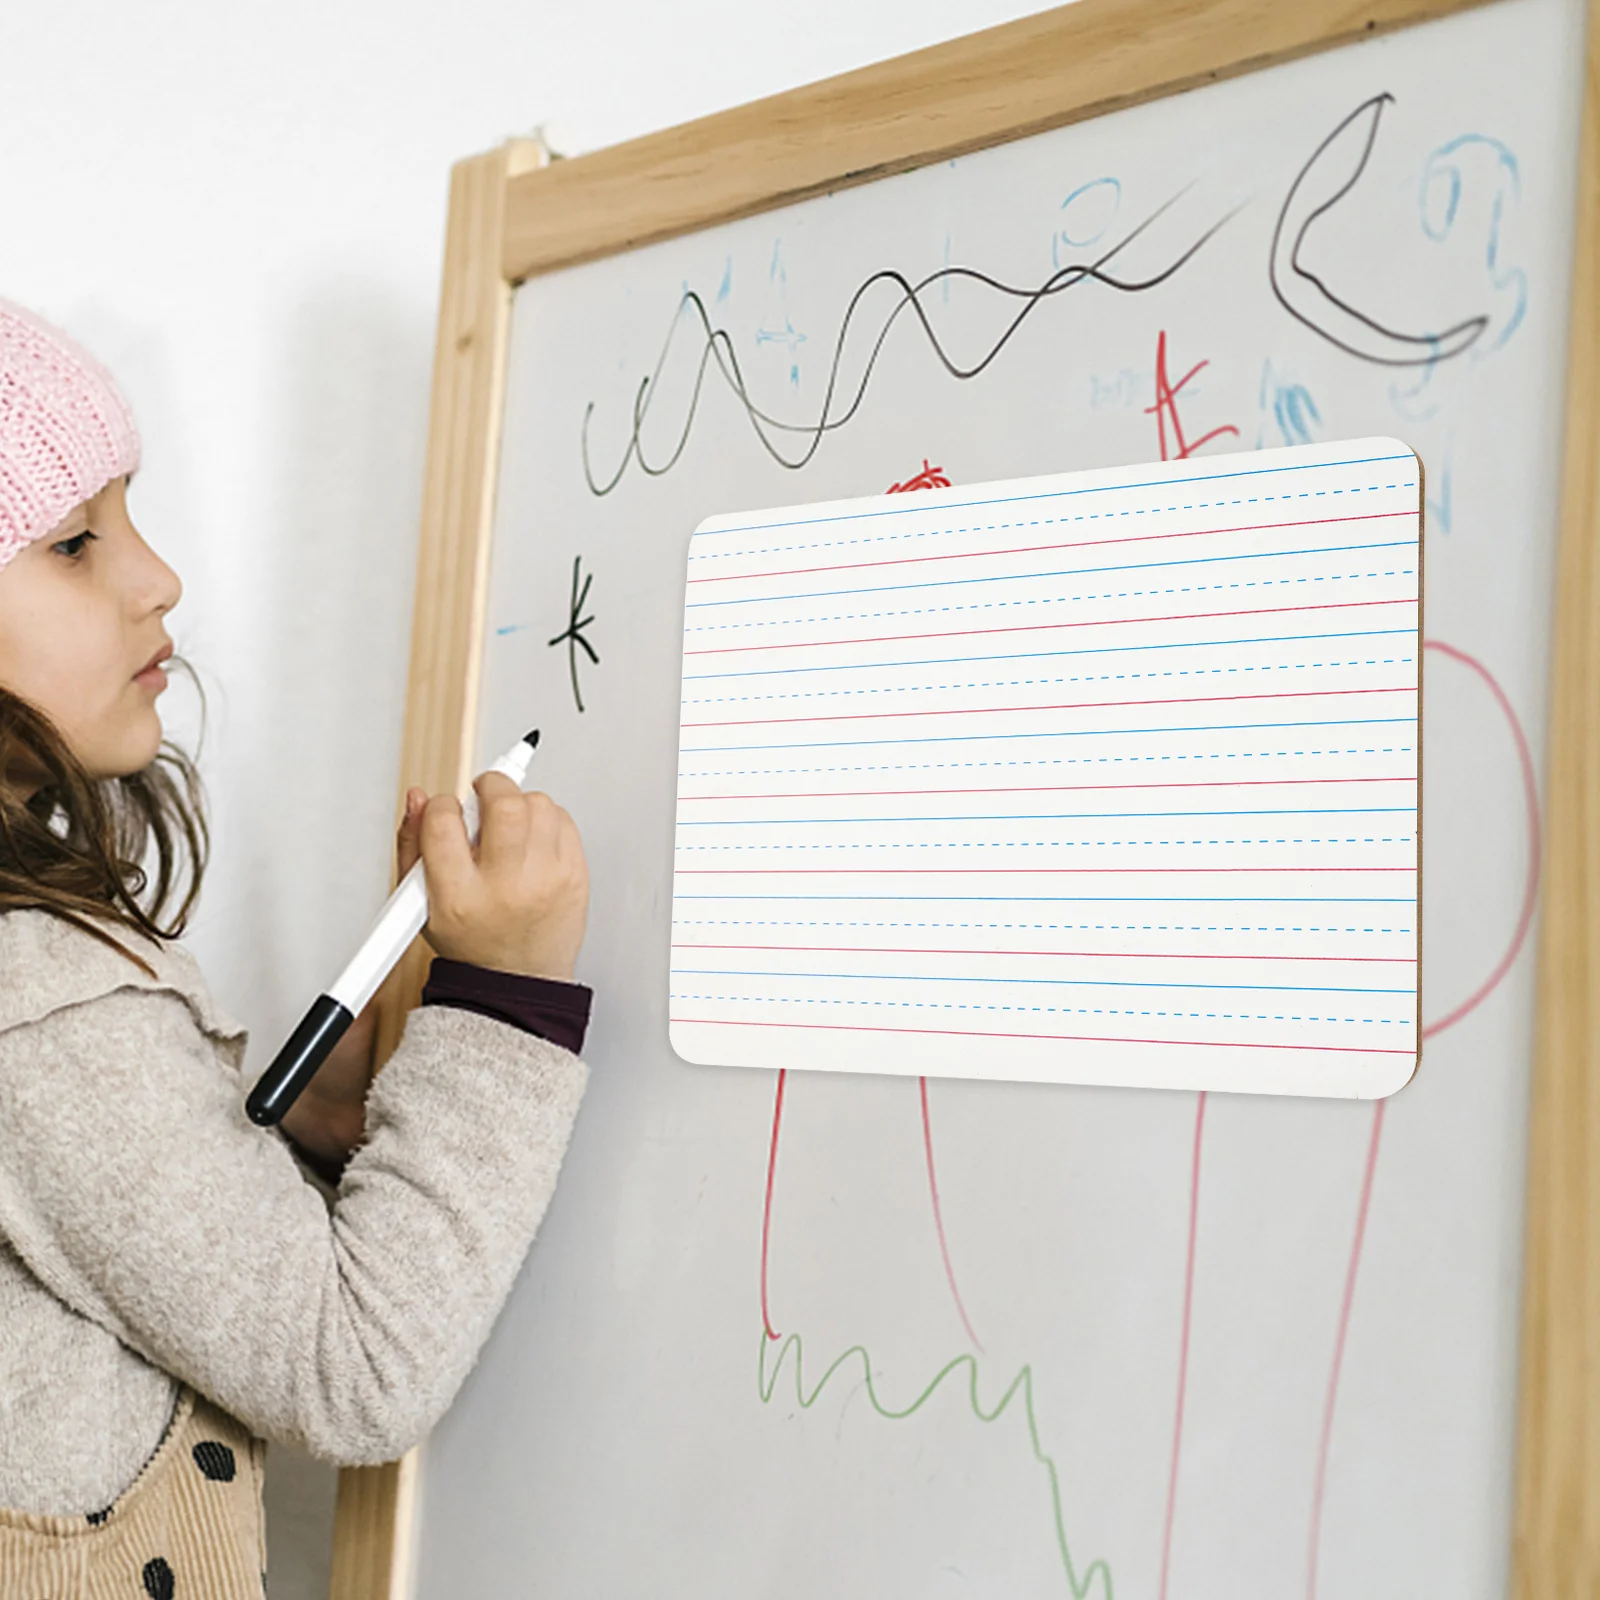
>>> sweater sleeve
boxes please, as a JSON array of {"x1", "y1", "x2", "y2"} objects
[{"x1": 0, "y1": 984, "x2": 587, "y2": 1466}]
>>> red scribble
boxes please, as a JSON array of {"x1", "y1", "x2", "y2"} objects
[
  {"x1": 1420, "y1": 638, "x2": 1541, "y2": 1039},
  {"x1": 1306, "y1": 1099, "x2": 1386, "y2": 1600},
  {"x1": 1146, "y1": 330, "x2": 1241, "y2": 461},
  {"x1": 1305, "y1": 639, "x2": 1537, "y2": 1599},
  {"x1": 887, "y1": 459, "x2": 951, "y2": 493},
  {"x1": 1158, "y1": 1091, "x2": 1207, "y2": 1600},
  {"x1": 760, "y1": 1068, "x2": 787, "y2": 1340},
  {"x1": 919, "y1": 1076, "x2": 985, "y2": 1353}
]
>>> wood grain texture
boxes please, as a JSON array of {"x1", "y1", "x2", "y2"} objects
[
  {"x1": 500, "y1": 0, "x2": 1495, "y2": 280},
  {"x1": 326, "y1": 137, "x2": 542, "y2": 1600},
  {"x1": 1515, "y1": 2, "x2": 1600, "y2": 1591}
]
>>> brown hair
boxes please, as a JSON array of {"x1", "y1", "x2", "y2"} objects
[{"x1": 0, "y1": 654, "x2": 209, "y2": 977}]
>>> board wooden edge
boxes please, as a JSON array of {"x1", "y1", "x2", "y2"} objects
[
  {"x1": 326, "y1": 135, "x2": 545, "y2": 1600},
  {"x1": 1514, "y1": 1, "x2": 1600, "y2": 1589},
  {"x1": 333, "y1": 1, "x2": 1600, "y2": 1594},
  {"x1": 499, "y1": 0, "x2": 1497, "y2": 280}
]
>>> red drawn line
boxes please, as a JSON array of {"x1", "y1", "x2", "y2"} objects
[
  {"x1": 759, "y1": 1068, "x2": 787, "y2": 1341},
  {"x1": 673, "y1": 1016, "x2": 1414, "y2": 1055},
  {"x1": 1420, "y1": 639, "x2": 1541, "y2": 1039},
  {"x1": 1148, "y1": 329, "x2": 1240, "y2": 462},
  {"x1": 672, "y1": 941, "x2": 1415, "y2": 964},
  {"x1": 677, "y1": 866, "x2": 1416, "y2": 876},
  {"x1": 1158, "y1": 1091, "x2": 1207, "y2": 1600},
  {"x1": 680, "y1": 776, "x2": 1417, "y2": 803},
  {"x1": 919, "y1": 1077, "x2": 984, "y2": 1353},
  {"x1": 686, "y1": 509, "x2": 1417, "y2": 586},
  {"x1": 887, "y1": 459, "x2": 950, "y2": 493},
  {"x1": 682, "y1": 596, "x2": 1418, "y2": 658},
  {"x1": 1306, "y1": 1099, "x2": 1386, "y2": 1600},
  {"x1": 1301, "y1": 645, "x2": 1536, "y2": 1589},
  {"x1": 682, "y1": 683, "x2": 1415, "y2": 731}
]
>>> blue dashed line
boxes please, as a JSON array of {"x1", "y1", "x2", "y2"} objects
[
  {"x1": 683, "y1": 567, "x2": 1416, "y2": 634},
  {"x1": 682, "y1": 628, "x2": 1415, "y2": 682},
  {"x1": 679, "y1": 744, "x2": 1415, "y2": 780},
  {"x1": 676, "y1": 833, "x2": 1415, "y2": 851},
  {"x1": 689, "y1": 462, "x2": 1417, "y2": 543},
  {"x1": 684, "y1": 539, "x2": 1414, "y2": 610},
  {"x1": 672, "y1": 917, "x2": 1410, "y2": 935},
  {"x1": 670, "y1": 992, "x2": 1412, "y2": 1025},
  {"x1": 680, "y1": 655, "x2": 1413, "y2": 708}
]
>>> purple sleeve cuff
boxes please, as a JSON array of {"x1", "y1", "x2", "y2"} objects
[{"x1": 420, "y1": 957, "x2": 592, "y2": 1056}]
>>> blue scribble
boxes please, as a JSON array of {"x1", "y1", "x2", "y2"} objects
[
  {"x1": 1389, "y1": 331, "x2": 1446, "y2": 421},
  {"x1": 1257, "y1": 360, "x2": 1323, "y2": 448},
  {"x1": 716, "y1": 256, "x2": 733, "y2": 303},
  {"x1": 756, "y1": 239, "x2": 807, "y2": 386},
  {"x1": 1054, "y1": 178, "x2": 1122, "y2": 269},
  {"x1": 1419, "y1": 134, "x2": 1526, "y2": 358},
  {"x1": 1425, "y1": 442, "x2": 1453, "y2": 534}
]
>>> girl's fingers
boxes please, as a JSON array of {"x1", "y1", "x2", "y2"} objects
[{"x1": 418, "y1": 793, "x2": 474, "y2": 894}]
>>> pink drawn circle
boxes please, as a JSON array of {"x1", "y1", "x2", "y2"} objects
[{"x1": 1420, "y1": 638, "x2": 1541, "y2": 1039}]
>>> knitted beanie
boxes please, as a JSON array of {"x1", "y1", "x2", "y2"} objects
[{"x1": 0, "y1": 297, "x2": 141, "y2": 573}]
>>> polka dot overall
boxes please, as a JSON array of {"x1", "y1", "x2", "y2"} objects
[{"x1": 0, "y1": 1388, "x2": 266, "y2": 1598}]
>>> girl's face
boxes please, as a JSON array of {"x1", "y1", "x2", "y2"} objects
[{"x1": 0, "y1": 475, "x2": 181, "y2": 781}]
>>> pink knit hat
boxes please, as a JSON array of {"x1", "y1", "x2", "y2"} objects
[{"x1": 0, "y1": 297, "x2": 141, "y2": 573}]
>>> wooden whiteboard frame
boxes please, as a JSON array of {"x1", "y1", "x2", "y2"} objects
[{"x1": 332, "y1": 0, "x2": 1600, "y2": 1593}]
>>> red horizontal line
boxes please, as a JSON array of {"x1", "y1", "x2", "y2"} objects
[
  {"x1": 682, "y1": 596, "x2": 1417, "y2": 657},
  {"x1": 675, "y1": 866, "x2": 1416, "y2": 875},
  {"x1": 679, "y1": 775, "x2": 1417, "y2": 803},
  {"x1": 681, "y1": 683, "x2": 1414, "y2": 731},
  {"x1": 671, "y1": 1015, "x2": 1414, "y2": 1056},
  {"x1": 686, "y1": 509, "x2": 1416, "y2": 586},
  {"x1": 671, "y1": 941, "x2": 1416, "y2": 964}
]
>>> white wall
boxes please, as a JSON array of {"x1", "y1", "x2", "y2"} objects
[{"x1": 0, "y1": 1, "x2": 1055, "y2": 1592}]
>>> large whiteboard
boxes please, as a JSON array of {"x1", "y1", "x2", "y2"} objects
[{"x1": 414, "y1": 1, "x2": 1583, "y2": 1593}]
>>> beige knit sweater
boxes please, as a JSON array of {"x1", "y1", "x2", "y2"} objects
[{"x1": 0, "y1": 908, "x2": 589, "y2": 1517}]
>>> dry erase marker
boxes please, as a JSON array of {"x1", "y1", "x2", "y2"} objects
[{"x1": 245, "y1": 729, "x2": 542, "y2": 1127}]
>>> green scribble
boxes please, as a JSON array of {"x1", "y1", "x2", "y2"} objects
[{"x1": 757, "y1": 1329, "x2": 1114, "y2": 1599}]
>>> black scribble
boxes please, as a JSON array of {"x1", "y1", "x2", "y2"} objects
[
  {"x1": 1270, "y1": 94, "x2": 1489, "y2": 367},
  {"x1": 547, "y1": 555, "x2": 598, "y2": 713},
  {"x1": 582, "y1": 187, "x2": 1240, "y2": 494}
]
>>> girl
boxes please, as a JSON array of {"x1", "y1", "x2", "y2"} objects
[{"x1": 0, "y1": 296, "x2": 592, "y2": 1596}]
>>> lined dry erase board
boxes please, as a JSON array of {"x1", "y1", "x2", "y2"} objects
[
  {"x1": 668, "y1": 441, "x2": 1425, "y2": 1098},
  {"x1": 334, "y1": 0, "x2": 1600, "y2": 1595}
]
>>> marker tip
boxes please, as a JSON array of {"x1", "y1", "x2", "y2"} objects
[{"x1": 523, "y1": 729, "x2": 541, "y2": 750}]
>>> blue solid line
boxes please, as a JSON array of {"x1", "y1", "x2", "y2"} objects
[
  {"x1": 672, "y1": 893, "x2": 1416, "y2": 903},
  {"x1": 680, "y1": 714, "x2": 1418, "y2": 756},
  {"x1": 692, "y1": 455, "x2": 1417, "y2": 538},
  {"x1": 669, "y1": 966, "x2": 1413, "y2": 996},
  {"x1": 679, "y1": 626, "x2": 1417, "y2": 681},
  {"x1": 683, "y1": 538, "x2": 1415, "y2": 610},
  {"x1": 675, "y1": 805, "x2": 1414, "y2": 827}
]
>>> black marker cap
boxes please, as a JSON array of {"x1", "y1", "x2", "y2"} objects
[{"x1": 245, "y1": 994, "x2": 355, "y2": 1127}]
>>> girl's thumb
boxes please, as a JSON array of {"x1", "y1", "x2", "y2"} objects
[{"x1": 396, "y1": 787, "x2": 426, "y2": 878}]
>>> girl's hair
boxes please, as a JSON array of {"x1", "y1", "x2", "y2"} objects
[{"x1": 0, "y1": 654, "x2": 208, "y2": 976}]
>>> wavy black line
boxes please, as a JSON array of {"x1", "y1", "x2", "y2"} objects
[
  {"x1": 1269, "y1": 94, "x2": 1489, "y2": 367},
  {"x1": 582, "y1": 188, "x2": 1238, "y2": 495}
]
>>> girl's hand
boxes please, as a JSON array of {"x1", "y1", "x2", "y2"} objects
[{"x1": 417, "y1": 772, "x2": 589, "y2": 980}]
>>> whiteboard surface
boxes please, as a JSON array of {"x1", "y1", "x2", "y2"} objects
[
  {"x1": 417, "y1": 1, "x2": 1581, "y2": 1594},
  {"x1": 671, "y1": 440, "x2": 1423, "y2": 1097}
]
